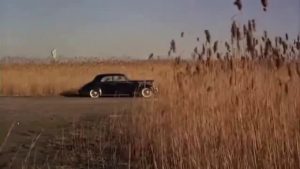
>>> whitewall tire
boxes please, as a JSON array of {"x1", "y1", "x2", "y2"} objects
[
  {"x1": 141, "y1": 88, "x2": 153, "y2": 98},
  {"x1": 89, "y1": 89, "x2": 102, "y2": 98}
]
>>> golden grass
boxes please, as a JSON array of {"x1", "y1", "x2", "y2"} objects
[
  {"x1": 126, "y1": 60, "x2": 300, "y2": 169},
  {"x1": 1, "y1": 60, "x2": 171, "y2": 96},
  {"x1": 3, "y1": 59, "x2": 299, "y2": 168}
]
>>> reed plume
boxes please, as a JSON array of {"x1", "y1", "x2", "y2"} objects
[
  {"x1": 296, "y1": 39, "x2": 300, "y2": 50},
  {"x1": 216, "y1": 52, "x2": 221, "y2": 60},
  {"x1": 261, "y1": 0, "x2": 268, "y2": 11},
  {"x1": 207, "y1": 48, "x2": 212, "y2": 58},
  {"x1": 243, "y1": 24, "x2": 248, "y2": 36},
  {"x1": 194, "y1": 47, "x2": 198, "y2": 54},
  {"x1": 213, "y1": 41, "x2": 218, "y2": 53},
  {"x1": 282, "y1": 41, "x2": 288, "y2": 54},
  {"x1": 264, "y1": 38, "x2": 272, "y2": 57},
  {"x1": 285, "y1": 33, "x2": 289, "y2": 41},
  {"x1": 246, "y1": 31, "x2": 254, "y2": 54},
  {"x1": 252, "y1": 19, "x2": 256, "y2": 32},
  {"x1": 234, "y1": 0, "x2": 242, "y2": 11},
  {"x1": 225, "y1": 42, "x2": 231, "y2": 52},
  {"x1": 204, "y1": 30, "x2": 211, "y2": 43},
  {"x1": 248, "y1": 20, "x2": 253, "y2": 32},
  {"x1": 231, "y1": 21, "x2": 238, "y2": 43},
  {"x1": 201, "y1": 44, "x2": 206, "y2": 56},
  {"x1": 264, "y1": 31, "x2": 268, "y2": 39},
  {"x1": 148, "y1": 53, "x2": 154, "y2": 60},
  {"x1": 275, "y1": 37, "x2": 279, "y2": 48},
  {"x1": 181, "y1": 32, "x2": 184, "y2": 38},
  {"x1": 170, "y1": 39, "x2": 176, "y2": 53}
]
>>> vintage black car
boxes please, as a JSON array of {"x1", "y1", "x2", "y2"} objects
[{"x1": 79, "y1": 73, "x2": 157, "y2": 98}]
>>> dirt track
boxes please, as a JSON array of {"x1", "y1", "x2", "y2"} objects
[
  {"x1": 0, "y1": 96, "x2": 136, "y2": 114},
  {"x1": 0, "y1": 97, "x2": 137, "y2": 168}
]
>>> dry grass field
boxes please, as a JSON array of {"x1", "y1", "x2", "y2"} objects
[
  {"x1": 1, "y1": 2, "x2": 300, "y2": 167},
  {"x1": 0, "y1": 61, "x2": 170, "y2": 96},
  {"x1": 1, "y1": 59, "x2": 300, "y2": 168}
]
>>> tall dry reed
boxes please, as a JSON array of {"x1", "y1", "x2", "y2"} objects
[{"x1": 18, "y1": 60, "x2": 300, "y2": 169}]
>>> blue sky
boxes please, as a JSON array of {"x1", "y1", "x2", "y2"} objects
[{"x1": 0, "y1": 0, "x2": 299, "y2": 58}]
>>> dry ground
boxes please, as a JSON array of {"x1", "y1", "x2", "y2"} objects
[{"x1": 0, "y1": 97, "x2": 136, "y2": 168}]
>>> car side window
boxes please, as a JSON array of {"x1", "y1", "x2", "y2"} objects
[
  {"x1": 100, "y1": 76, "x2": 113, "y2": 82},
  {"x1": 113, "y1": 75, "x2": 127, "y2": 82}
]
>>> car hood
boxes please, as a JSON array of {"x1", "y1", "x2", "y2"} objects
[{"x1": 79, "y1": 81, "x2": 94, "y2": 90}]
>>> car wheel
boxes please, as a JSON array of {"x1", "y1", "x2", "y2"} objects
[
  {"x1": 141, "y1": 88, "x2": 153, "y2": 98},
  {"x1": 89, "y1": 89, "x2": 102, "y2": 98}
]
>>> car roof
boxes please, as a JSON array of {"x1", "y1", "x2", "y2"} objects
[
  {"x1": 97, "y1": 73, "x2": 125, "y2": 77},
  {"x1": 94, "y1": 73, "x2": 126, "y2": 80}
]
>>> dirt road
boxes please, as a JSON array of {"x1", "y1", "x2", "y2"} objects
[
  {"x1": 0, "y1": 96, "x2": 136, "y2": 114},
  {"x1": 0, "y1": 97, "x2": 138, "y2": 168}
]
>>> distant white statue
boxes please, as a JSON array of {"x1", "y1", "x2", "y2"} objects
[{"x1": 51, "y1": 49, "x2": 57, "y2": 61}]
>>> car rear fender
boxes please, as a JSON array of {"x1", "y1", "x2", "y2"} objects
[{"x1": 137, "y1": 82, "x2": 153, "y2": 90}]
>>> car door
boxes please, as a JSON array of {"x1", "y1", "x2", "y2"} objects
[
  {"x1": 99, "y1": 76, "x2": 117, "y2": 96},
  {"x1": 113, "y1": 75, "x2": 134, "y2": 96}
]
